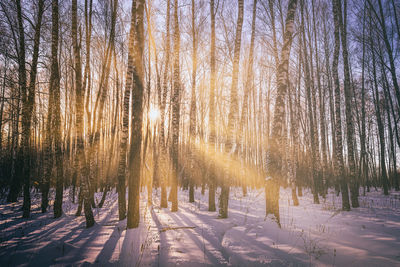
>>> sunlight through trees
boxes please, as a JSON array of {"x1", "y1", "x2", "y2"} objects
[{"x1": 0, "y1": 0, "x2": 399, "y2": 253}]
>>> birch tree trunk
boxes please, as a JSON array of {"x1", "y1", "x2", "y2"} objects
[
  {"x1": 51, "y1": 0, "x2": 64, "y2": 218},
  {"x1": 170, "y1": 0, "x2": 181, "y2": 212},
  {"x1": 117, "y1": 0, "x2": 138, "y2": 220},
  {"x1": 239, "y1": 0, "x2": 257, "y2": 198},
  {"x1": 266, "y1": 0, "x2": 297, "y2": 225},
  {"x1": 83, "y1": 0, "x2": 93, "y2": 137},
  {"x1": 72, "y1": 0, "x2": 95, "y2": 228},
  {"x1": 312, "y1": 0, "x2": 328, "y2": 197},
  {"x1": 219, "y1": 0, "x2": 244, "y2": 219},
  {"x1": 20, "y1": 0, "x2": 44, "y2": 218},
  {"x1": 208, "y1": 0, "x2": 216, "y2": 212},
  {"x1": 188, "y1": 0, "x2": 197, "y2": 203},
  {"x1": 160, "y1": 0, "x2": 171, "y2": 209},
  {"x1": 369, "y1": 24, "x2": 389, "y2": 196},
  {"x1": 337, "y1": 0, "x2": 359, "y2": 207},
  {"x1": 127, "y1": 0, "x2": 145, "y2": 228},
  {"x1": 332, "y1": 0, "x2": 350, "y2": 210},
  {"x1": 300, "y1": 1, "x2": 319, "y2": 204},
  {"x1": 360, "y1": 3, "x2": 369, "y2": 194}
]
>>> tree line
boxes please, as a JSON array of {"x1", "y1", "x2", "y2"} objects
[{"x1": 0, "y1": 0, "x2": 399, "y2": 228}]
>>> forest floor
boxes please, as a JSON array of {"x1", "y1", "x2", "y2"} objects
[{"x1": 1, "y1": 186, "x2": 400, "y2": 266}]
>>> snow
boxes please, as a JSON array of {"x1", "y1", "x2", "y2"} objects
[{"x1": 1, "y1": 187, "x2": 400, "y2": 266}]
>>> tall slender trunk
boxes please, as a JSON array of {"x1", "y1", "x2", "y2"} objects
[
  {"x1": 371, "y1": 0, "x2": 400, "y2": 111},
  {"x1": 372, "y1": 66, "x2": 389, "y2": 195},
  {"x1": 117, "y1": 0, "x2": 138, "y2": 220},
  {"x1": 369, "y1": 23, "x2": 389, "y2": 195},
  {"x1": 8, "y1": 89, "x2": 21, "y2": 203},
  {"x1": 382, "y1": 76, "x2": 399, "y2": 191},
  {"x1": 360, "y1": 2, "x2": 369, "y2": 193},
  {"x1": 269, "y1": 0, "x2": 280, "y2": 76},
  {"x1": 288, "y1": 79, "x2": 299, "y2": 206},
  {"x1": 337, "y1": 0, "x2": 359, "y2": 207},
  {"x1": 208, "y1": 0, "x2": 216, "y2": 212},
  {"x1": 16, "y1": 0, "x2": 28, "y2": 217},
  {"x1": 380, "y1": 61, "x2": 400, "y2": 191},
  {"x1": 151, "y1": 16, "x2": 162, "y2": 205},
  {"x1": 188, "y1": 0, "x2": 197, "y2": 203},
  {"x1": 312, "y1": 0, "x2": 327, "y2": 197},
  {"x1": 305, "y1": 1, "x2": 322, "y2": 200},
  {"x1": 219, "y1": 0, "x2": 243, "y2": 219},
  {"x1": 43, "y1": 84, "x2": 54, "y2": 213},
  {"x1": 50, "y1": 0, "x2": 64, "y2": 218},
  {"x1": 83, "y1": 0, "x2": 93, "y2": 138},
  {"x1": 0, "y1": 59, "x2": 7, "y2": 152},
  {"x1": 72, "y1": 0, "x2": 95, "y2": 228},
  {"x1": 160, "y1": 0, "x2": 171, "y2": 209},
  {"x1": 99, "y1": 50, "x2": 120, "y2": 208},
  {"x1": 332, "y1": 0, "x2": 350, "y2": 210},
  {"x1": 170, "y1": 0, "x2": 181, "y2": 212},
  {"x1": 322, "y1": 14, "x2": 336, "y2": 181},
  {"x1": 266, "y1": 0, "x2": 297, "y2": 225},
  {"x1": 239, "y1": 0, "x2": 257, "y2": 197},
  {"x1": 127, "y1": 0, "x2": 145, "y2": 228},
  {"x1": 20, "y1": 0, "x2": 44, "y2": 218},
  {"x1": 89, "y1": 0, "x2": 117, "y2": 209},
  {"x1": 301, "y1": 1, "x2": 319, "y2": 204}
]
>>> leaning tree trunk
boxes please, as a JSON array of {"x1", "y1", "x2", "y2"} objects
[
  {"x1": 99, "y1": 47, "x2": 121, "y2": 209},
  {"x1": 383, "y1": 77, "x2": 399, "y2": 191},
  {"x1": 381, "y1": 66, "x2": 400, "y2": 191},
  {"x1": 89, "y1": 0, "x2": 117, "y2": 209},
  {"x1": 374, "y1": 0, "x2": 400, "y2": 112}
]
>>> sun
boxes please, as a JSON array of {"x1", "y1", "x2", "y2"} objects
[{"x1": 148, "y1": 106, "x2": 160, "y2": 122}]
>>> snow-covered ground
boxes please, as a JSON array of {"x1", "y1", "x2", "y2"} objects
[{"x1": 1, "y1": 186, "x2": 400, "y2": 266}]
